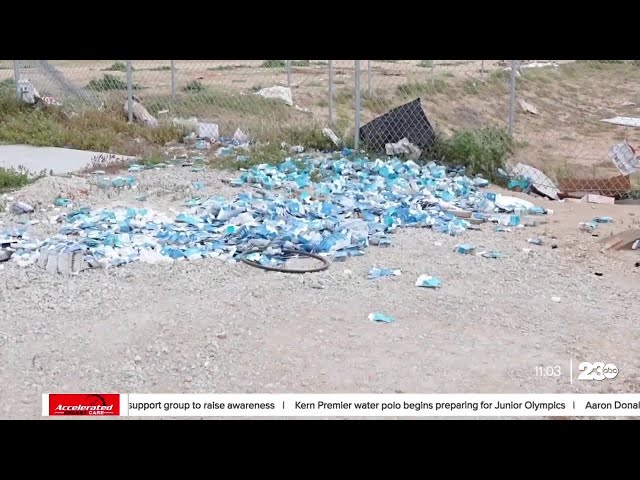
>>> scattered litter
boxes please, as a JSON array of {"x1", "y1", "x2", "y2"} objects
[
  {"x1": 254, "y1": 86, "x2": 293, "y2": 106},
  {"x1": 455, "y1": 243, "x2": 476, "y2": 255},
  {"x1": 0, "y1": 249, "x2": 12, "y2": 262},
  {"x1": 197, "y1": 122, "x2": 219, "y2": 139},
  {"x1": 415, "y1": 275, "x2": 441, "y2": 288},
  {"x1": 509, "y1": 163, "x2": 559, "y2": 200},
  {"x1": 195, "y1": 138, "x2": 211, "y2": 150},
  {"x1": 360, "y1": 98, "x2": 437, "y2": 153},
  {"x1": 473, "y1": 176, "x2": 489, "y2": 188},
  {"x1": 635, "y1": 262, "x2": 639, "y2": 267},
  {"x1": 581, "y1": 193, "x2": 615, "y2": 204},
  {"x1": 368, "y1": 312, "x2": 395, "y2": 324},
  {"x1": 53, "y1": 197, "x2": 71, "y2": 207},
  {"x1": 551, "y1": 244, "x2": 558, "y2": 249},
  {"x1": 10, "y1": 201, "x2": 34, "y2": 215},
  {"x1": 173, "y1": 117, "x2": 200, "y2": 133},
  {"x1": 519, "y1": 99, "x2": 539, "y2": 115},
  {"x1": 594, "y1": 216, "x2": 613, "y2": 224},
  {"x1": 192, "y1": 181, "x2": 205, "y2": 191},
  {"x1": 367, "y1": 267, "x2": 401, "y2": 279},
  {"x1": 478, "y1": 250, "x2": 502, "y2": 259},
  {"x1": 124, "y1": 98, "x2": 158, "y2": 128},
  {"x1": 527, "y1": 238, "x2": 543, "y2": 246},
  {"x1": 522, "y1": 248, "x2": 532, "y2": 253},
  {"x1": 579, "y1": 221, "x2": 598, "y2": 232},
  {"x1": 551, "y1": 296, "x2": 561, "y2": 303},
  {"x1": 595, "y1": 272, "x2": 603, "y2": 277},
  {"x1": 434, "y1": 241, "x2": 443, "y2": 247},
  {"x1": 602, "y1": 117, "x2": 640, "y2": 128},
  {"x1": 233, "y1": 128, "x2": 249, "y2": 143},
  {"x1": 290, "y1": 145, "x2": 305, "y2": 154},
  {"x1": 633, "y1": 240, "x2": 640, "y2": 250},
  {"x1": 7, "y1": 150, "x2": 550, "y2": 274},
  {"x1": 609, "y1": 141, "x2": 640, "y2": 175},
  {"x1": 385, "y1": 137, "x2": 422, "y2": 160},
  {"x1": 322, "y1": 128, "x2": 341, "y2": 147}
]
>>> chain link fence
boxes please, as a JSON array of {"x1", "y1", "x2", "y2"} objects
[{"x1": 3, "y1": 59, "x2": 640, "y2": 199}]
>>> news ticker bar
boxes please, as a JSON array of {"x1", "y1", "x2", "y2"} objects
[{"x1": 43, "y1": 393, "x2": 640, "y2": 417}]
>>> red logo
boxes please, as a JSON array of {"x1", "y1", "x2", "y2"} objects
[{"x1": 49, "y1": 394, "x2": 120, "y2": 416}]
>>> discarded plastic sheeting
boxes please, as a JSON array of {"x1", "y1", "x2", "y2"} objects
[
  {"x1": 510, "y1": 163, "x2": 559, "y2": 200},
  {"x1": 601, "y1": 117, "x2": 640, "y2": 128},
  {"x1": 359, "y1": 98, "x2": 437, "y2": 153},
  {"x1": 254, "y1": 86, "x2": 293, "y2": 106}
]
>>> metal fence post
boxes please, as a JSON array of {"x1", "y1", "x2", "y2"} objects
[
  {"x1": 367, "y1": 60, "x2": 371, "y2": 96},
  {"x1": 508, "y1": 60, "x2": 517, "y2": 134},
  {"x1": 354, "y1": 60, "x2": 361, "y2": 150},
  {"x1": 287, "y1": 61, "x2": 292, "y2": 88},
  {"x1": 328, "y1": 60, "x2": 334, "y2": 127},
  {"x1": 126, "y1": 61, "x2": 134, "y2": 123},
  {"x1": 13, "y1": 60, "x2": 20, "y2": 100},
  {"x1": 170, "y1": 60, "x2": 176, "y2": 100}
]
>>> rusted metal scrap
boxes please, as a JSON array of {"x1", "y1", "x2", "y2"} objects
[{"x1": 557, "y1": 174, "x2": 631, "y2": 199}]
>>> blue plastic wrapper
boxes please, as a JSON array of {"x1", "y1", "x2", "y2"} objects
[
  {"x1": 367, "y1": 267, "x2": 401, "y2": 279},
  {"x1": 368, "y1": 312, "x2": 395, "y2": 323},
  {"x1": 415, "y1": 275, "x2": 441, "y2": 288}
]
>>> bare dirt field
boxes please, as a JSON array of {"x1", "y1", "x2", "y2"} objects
[{"x1": 0, "y1": 164, "x2": 638, "y2": 420}]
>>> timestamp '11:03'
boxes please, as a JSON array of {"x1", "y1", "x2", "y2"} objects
[{"x1": 535, "y1": 366, "x2": 561, "y2": 377}]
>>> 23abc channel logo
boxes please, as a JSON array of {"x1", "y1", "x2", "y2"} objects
[{"x1": 578, "y1": 362, "x2": 619, "y2": 381}]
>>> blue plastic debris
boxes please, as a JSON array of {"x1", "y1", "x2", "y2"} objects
[
  {"x1": 415, "y1": 275, "x2": 441, "y2": 288},
  {"x1": 527, "y1": 238, "x2": 543, "y2": 246},
  {"x1": 368, "y1": 312, "x2": 395, "y2": 323},
  {"x1": 594, "y1": 216, "x2": 613, "y2": 224},
  {"x1": 192, "y1": 181, "x2": 205, "y2": 190},
  {"x1": 8, "y1": 149, "x2": 550, "y2": 272},
  {"x1": 455, "y1": 243, "x2": 476, "y2": 255},
  {"x1": 367, "y1": 267, "x2": 401, "y2": 279},
  {"x1": 53, "y1": 197, "x2": 71, "y2": 207},
  {"x1": 480, "y1": 250, "x2": 502, "y2": 259},
  {"x1": 579, "y1": 221, "x2": 598, "y2": 232}
]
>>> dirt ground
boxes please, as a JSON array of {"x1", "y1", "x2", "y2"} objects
[{"x1": 0, "y1": 165, "x2": 638, "y2": 419}]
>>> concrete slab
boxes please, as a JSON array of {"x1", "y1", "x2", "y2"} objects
[{"x1": 0, "y1": 145, "x2": 133, "y2": 175}]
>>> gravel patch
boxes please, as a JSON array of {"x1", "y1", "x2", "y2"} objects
[{"x1": 1, "y1": 168, "x2": 639, "y2": 419}]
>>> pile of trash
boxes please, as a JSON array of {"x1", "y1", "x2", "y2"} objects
[{"x1": 2, "y1": 150, "x2": 551, "y2": 274}]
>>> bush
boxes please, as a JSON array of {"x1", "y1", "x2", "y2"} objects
[
  {"x1": 434, "y1": 127, "x2": 514, "y2": 181},
  {"x1": 182, "y1": 80, "x2": 205, "y2": 93},
  {"x1": 0, "y1": 167, "x2": 30, "y2": 191},
  {"x1": 103, "y1": 61, "x2": 129, "y2": 72},
  {"x1": 262, "y1": 60, "x2": 286, "y2": 68},
  {"x1": 87, "y1": 74, "x2": 128, "y2": 91}
]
